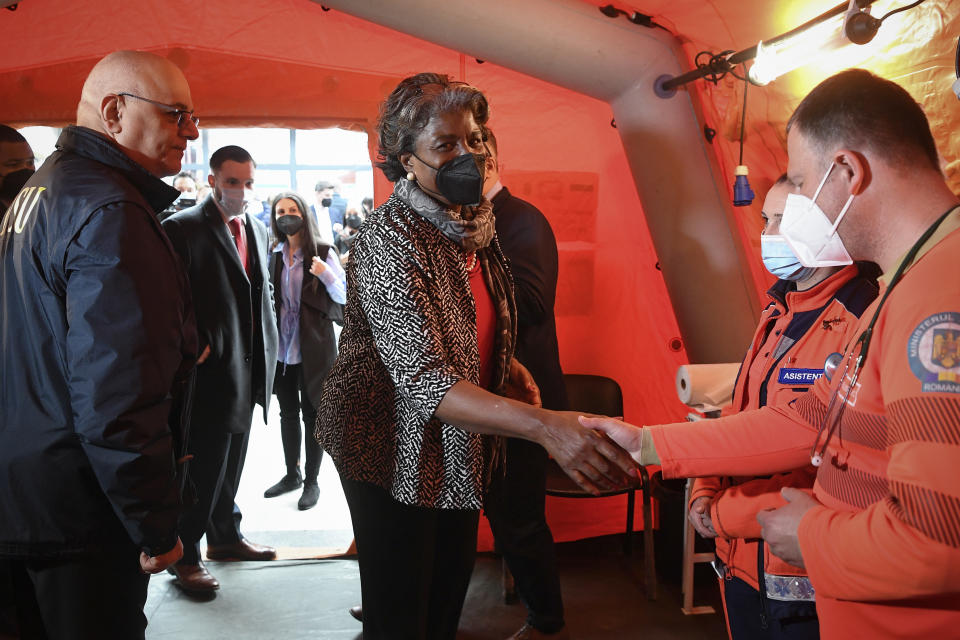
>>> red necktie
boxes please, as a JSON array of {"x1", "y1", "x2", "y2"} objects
[{"x1": 228, "y1": 217, "x2": 249, "y2": 274}]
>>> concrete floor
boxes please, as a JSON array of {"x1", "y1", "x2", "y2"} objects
[
  {"x1": 142, "y1": 391, "x2": 728, "y2": 639},
  {"x1": 145, "y1": 533, "x2": 726, "y2": 640}
]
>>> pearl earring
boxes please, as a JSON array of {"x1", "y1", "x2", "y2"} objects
[{"x1": 406, "y1": 171, "x2": 416, "y2": 182}]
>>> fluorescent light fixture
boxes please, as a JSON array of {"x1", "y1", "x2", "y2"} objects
[
  {"x1": 748, "y1": 15, "x2": 852, "y2": 85},
  {"x1": 747, "y1": 0, "x2": 923, "y2": 87}
]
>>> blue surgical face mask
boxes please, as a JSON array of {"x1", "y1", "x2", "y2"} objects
[{"x1": 761, "y1": 234, "x2": 818, "y2": 282}]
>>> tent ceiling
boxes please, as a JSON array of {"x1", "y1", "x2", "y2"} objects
[{"x1": 2, "y1": 0, "x2": 956, "y2": 180}]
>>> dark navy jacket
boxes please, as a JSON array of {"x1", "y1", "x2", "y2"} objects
[{"x1": 0, "y1": 126, "x2": 197, "y2": 557}]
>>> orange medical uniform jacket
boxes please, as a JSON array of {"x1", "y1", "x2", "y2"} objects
[{"x1": 650, "y1": 209, "x2": 960, "y2": 639}]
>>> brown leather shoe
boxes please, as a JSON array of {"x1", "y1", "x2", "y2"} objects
[
  {"x1": 349, "y1": 605, "x2": 363, "y2": 622},
  {"x1": 205, "y1": 539, "x2": 277, "y2": 561},
  {"x1": 167, "y1": 562, "x2": 220, "y2": 594},
  {"x1": 507, "y1": 624, "x2": 570, "y2": 640}
]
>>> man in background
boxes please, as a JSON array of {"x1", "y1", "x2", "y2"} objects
[
  {"x1": 688, "y1": 176, "x2": 878, "y2": 639},
  {"x1": 163, "y1": 145, "x2": 279, "y2": 596},
  {"x1": 311, "y1": 179, "x2": 342, "y2": 245},
  {"x1": 173, "y1": 171, "x2": 197, "y2": 195},
  {"x1": 0, "y1": 124, "x2": 36, "y2": 210},
  {"x1": 483, "y1": 128, "x2": 569, "y2": 640}
]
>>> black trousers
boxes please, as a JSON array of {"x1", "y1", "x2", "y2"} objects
[
  {"x1": 4, "y1": 545, "x2": 149, "y2": 640},
  {"x1": 341, "y1": 477, "x2": 479, "y2": 640},
  {"x1": 273, "y1": 362, "x2": 323, "y2": 482},
  {"x1": 723, "y1": 576, "x2": 820, "y2": 640},
  {"x1": 485, "y1": 437, "x2": 565, "y2": 633},
  {"x1": 178, "y1": 427, "x2": 251, "y2": 564}
]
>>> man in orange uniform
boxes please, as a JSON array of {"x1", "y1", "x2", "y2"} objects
[
  {"x1": 691, "y1": 176, "x2": 878, "y2": 639},
  {"x1": 583, "y1": 69, "x2": 960, "y2": 639}
]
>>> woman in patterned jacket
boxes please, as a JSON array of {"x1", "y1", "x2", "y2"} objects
[{"x1": 317, "y1": 73, "x2": 636, "y2": 640}]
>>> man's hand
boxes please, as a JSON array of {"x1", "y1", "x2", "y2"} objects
[
  {"x1": 689, "y1": 496, "x2": 718, "y2": 539},
  {"x1": 139, "y1": 537, "x2": 183, "y2": 574},
  {"x1": 310, "y1": 255, "x2": 327, "y2": 277},
  {"x1": 539, "y1": 412, "x2": 638, "y2": 495},
  {"x1": 504, "y1": 358, "x2": 541, "y2": 407},
  {"x1": 577, "y1": 415, "x2": 644, "y2": 463},
  {"x1": 757, "y1": 487, "x2": 819, "y2": 567}
]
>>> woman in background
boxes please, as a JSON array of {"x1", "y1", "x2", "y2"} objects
[{"x1": 264, "y1": 191, "x2": 345, "y2": 510}]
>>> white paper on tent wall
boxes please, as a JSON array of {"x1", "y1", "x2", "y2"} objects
[{"x1": 675, "y1": 363, "x2": 740, "y2": 413}]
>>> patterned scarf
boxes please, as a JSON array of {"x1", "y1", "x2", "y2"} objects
[
  {"x1": 394, "y1": 178, "x2": 516, "y2": 478},
  {"x1": 394, "y1": 177, "x2": 496, "y2": 252}
]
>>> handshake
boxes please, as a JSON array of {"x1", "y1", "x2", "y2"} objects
[{"x1": 535, "y1": 413, "x2": 647, "y2": 496}]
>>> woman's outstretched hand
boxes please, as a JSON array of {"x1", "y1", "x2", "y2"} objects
[{"x1": 539, "y1": 412, "x2": 639, "y2": 495}]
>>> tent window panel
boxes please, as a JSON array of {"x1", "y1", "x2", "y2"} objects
[
  {"x1": 296, "y1": 129, "x2": 370, "y2": 166},
  {"x1": 253, "y1": 170, "x2": 295, "y2": 196},
  {"x1": 207, "y1": 128, "x2": 289, "y2": 166},
  {"x1": 295, "y1": 169, "x2": 375, "y2": 209}
]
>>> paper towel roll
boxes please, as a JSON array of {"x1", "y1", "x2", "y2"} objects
[{"x1": 675, "y1": 363, "x2": 741, "y2": 412}]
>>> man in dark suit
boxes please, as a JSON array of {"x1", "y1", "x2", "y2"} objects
[
  {"x1": 162, "y1": 145, "x2": 279, "y2": 595},
  {"x1": 483, "y1": 130, "x2": 569, "y2": 640}
]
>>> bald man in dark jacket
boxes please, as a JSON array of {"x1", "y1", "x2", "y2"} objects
[{"x1": 0, "y1": 51, "x2": 198, "y2": 638}]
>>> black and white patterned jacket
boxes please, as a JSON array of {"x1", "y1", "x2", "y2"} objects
[{"x1": 317, "y1": 194, "x2": 512, "y2": 510}]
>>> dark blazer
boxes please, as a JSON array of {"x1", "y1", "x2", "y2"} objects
[
  {"x1": 270, "y1": 242, "x2": 343, "y2": 407},
  {"x1": 163, "y1": 196, "x2": 279, "y2": 433},
  {"x1": 493, "y1": 186, "x2": 568, "y2": 411}
]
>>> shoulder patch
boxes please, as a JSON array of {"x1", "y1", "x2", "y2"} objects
[{"x1": 908, "y1": 312, "x2": 960, "y2": 393}]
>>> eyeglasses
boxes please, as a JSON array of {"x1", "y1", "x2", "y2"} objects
[{"x1": 117, "y1": 92, "x2": 199, "y2": 129}]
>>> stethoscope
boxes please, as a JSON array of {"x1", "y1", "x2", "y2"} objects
[{"x1": 809, "y1": 205, "x2": 957, "y2": 467}]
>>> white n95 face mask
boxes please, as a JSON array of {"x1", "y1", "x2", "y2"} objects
[{"x1": 780, "y1": 162, "x2": 854, "y2": 268}]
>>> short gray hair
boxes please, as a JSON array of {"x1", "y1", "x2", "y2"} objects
[{"x1": 375, "y1": 73, "x2": 490, "y2": 182}]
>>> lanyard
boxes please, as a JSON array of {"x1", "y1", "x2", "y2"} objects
[{"x1": 809, "y1": 205, "x2": 958, "y2": 466}]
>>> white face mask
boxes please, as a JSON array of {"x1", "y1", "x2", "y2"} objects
[
  {"x1": 780, "y1": 162, "x2": 854, "y2": 268},
  {"x1": 218, "y1": 187, "x2": 254, "y2": 218},
  {"x1": 760, "y1": 235, "x2": 817, "y2": 282}
]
